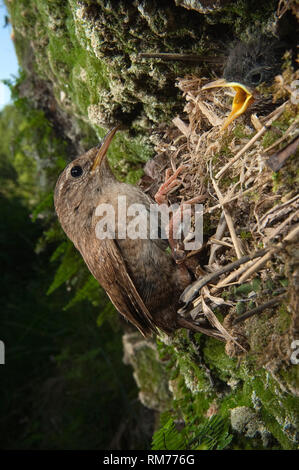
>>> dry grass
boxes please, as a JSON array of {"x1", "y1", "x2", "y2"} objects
[{"x1": 144, "y1": 65, "x2": 299, "y2": 360}]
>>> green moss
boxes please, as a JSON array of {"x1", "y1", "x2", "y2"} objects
[
  {"x1": 203, "y1": 339, "x2": 238, "y2": 382},
  {"x1": 240, "y1": 231, "x2": 252, "y2": 240},
  {"x1": 262, "y1": 130, "x2": 279, "y2": 149},
  {"x1": 274, "y1": 304, "x2": 291, "y2": 334},
  {"x1": 155, "y1": 324, "x2": 299, "y2": 449},
  {"x1": 245, "y1": 373, "x2": 298, "y2": 449},
  {"x1": 220, "y1": 0, "x2": 277, "y2": 33},
  {"x1": 158, "y1": 328, "x2": 299, "y2": 448},
  {"x1": 236, "y1": 302, "x2": 246, "y2": 315},
  {"x1": 271, "y1": 171, "x2": 281, "y2": 192},
  {"x1": 233, "y1": 124, "x2": 251, "y2": 139},
  {"x1": 6, "y1": 0, "x2": 298, "y2": 451}
]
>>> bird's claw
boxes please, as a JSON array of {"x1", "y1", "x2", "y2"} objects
[{"x1": 154, "y1": 166, "x2": 186, "y2": 205}]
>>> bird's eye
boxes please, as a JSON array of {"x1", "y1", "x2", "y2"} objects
[
  {"x1": 251, "y1": 73, "x2": 262, "y2": 85},
  {"x1": 246, "y1": 68, "x2": 264, "y2": 86},
  {"x1": 71, "y1": 165, "x2": 83, "y2": 178}
]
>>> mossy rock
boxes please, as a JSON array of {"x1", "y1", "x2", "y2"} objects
[
  {"x1": 122, "y1": 332, "x2": 172, "y2": 411},
  {"x1": 7, "y1": 0, "x2": 279, "y2": 173},
  {"x1": 5, "y1": 0, "x2": 298, "y2": 451}
]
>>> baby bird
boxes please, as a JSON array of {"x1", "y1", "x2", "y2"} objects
[{"x1": 202, "y1": 35, "x2": 289, "y2": 129}]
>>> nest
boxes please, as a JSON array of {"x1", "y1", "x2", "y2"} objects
[{"x1": 140, "y1": 65, "x2": 299, "y2": 361}]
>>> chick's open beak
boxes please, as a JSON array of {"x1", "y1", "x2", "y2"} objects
[
  {"x1": 202, "y1": 79, "x2": 254, "y2": 130},
  {"x1": 91, "y1": 126, "x2": 120, "y2": 171}
]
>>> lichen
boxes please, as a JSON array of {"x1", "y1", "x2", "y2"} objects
[
  {"x1": 230, "y1": 406, "x2": 272, "y2": 447},
  {"x1": 122, "y1": 332, "x2": 172, "y2": 411}
]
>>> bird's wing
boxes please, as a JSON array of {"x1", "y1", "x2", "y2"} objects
[{"x1": 83, "y1": 237, "x2": 158, "y2": 337}]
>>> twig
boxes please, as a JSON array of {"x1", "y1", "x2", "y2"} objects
[
  {"x1": 254, "y1": 193, "x2": 299, "y2": 230},
  {"x1": 209, "y1": 237, "x2": 233, "y2": 248},
  {"x1": 206, "y1": 181, "x2": 268, "y2": 214},
  {"x1": 239, "y1": 224, "x2": 299, "y2": 282},
  {"x1": 208, "y1": 211, "x2": 227, "y2": 264},
  {"x1": 139, "y1": 52, "x2": 225, "y2": 63},
  {"x1": 215, "y1": 101, "x2": 289, "y2": 179},
  {"x1": 179, "y1": 248, "x2": 268, "y2": 307},
  {"x1": 232, "y1": 293, "x2": 286, "y2": 325},
  {"x1": 181, "y1": 225, "x2": 298, "y2": 307},
  {"x1": 223, "y1": 208, "x2": 244, "y2": 258},
  {"x1": 190, "y1": 95, "x2": 223, "y2": 127},
  {"x1": 263, "y1": 121, "x2": 298, "y2": 153},
  {"x1": 276, "y1": 0, "x2": 292, "y2": 18},
  {"x1": 277, "y1": 223, "x2": 299, "y2": 243},
  {"x1": 266, "y1": 134, "x2": 299, "y2": 172},
  {"x1": 211, "y1": 177, "x2": 244, "y2": 258},
  {"x1": 264, "y1": 210, "x2": 299, "y2": 244},
  {"x1": 172, "y1": 116, "x2": 191, "y2": 137},
  {"x1": 201, "y1": 289, "x2": 247, "y2": 352},
  {"x1": 239, "y1": 251, "x2": 273, "y2": 283},
  {"x1": 177, "y1": 317, "x2": 225, "y2": 341},
  {"x1": 211, "y1": 260, "x2": 257, "y2": 293}
]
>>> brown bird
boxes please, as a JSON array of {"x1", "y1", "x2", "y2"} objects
[{"x1": 54, "y1": 127, "x2": 195, "y2": 337}]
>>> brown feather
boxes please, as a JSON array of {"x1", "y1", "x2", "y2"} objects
[{"x1": 82, "y1": 236, "x2": 158, "y2": 337}]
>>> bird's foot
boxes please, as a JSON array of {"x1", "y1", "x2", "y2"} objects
[
  {"x1": 168, "y1": 195, "x2": 206, "y2": 263},
  {"x1": 154, "y1": 166, "x2": 186, "y2": 205},
  {"x1": 154, "y1": 165, "x2": 205, "y2": 263}
]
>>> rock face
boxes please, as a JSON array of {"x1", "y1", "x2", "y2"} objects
[
  {"x1": 175, "y1": 0, "x2": 230, "y2": 14},
  {"x1": 8, "y1": 0, "x2": 280, "y2": 135},
  {"x1": 6, "y1": 0, "x2": 299, "y2": 450},
  {"x1": 230, "y1": 406, "x2": 272, "y2": 447},
  {"x1": 122, "y1": 332, "x2": 172, "y2": 411}
]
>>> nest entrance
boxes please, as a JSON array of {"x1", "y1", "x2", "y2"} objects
[{"x1": 140, "y1": 67, "x2": 299, "y2": 366}]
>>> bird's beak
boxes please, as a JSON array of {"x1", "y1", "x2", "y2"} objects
[
  {"x1": 202, "y1": 78, "x2": 254, "y2": 130},
  {"x1": 91, "y1": 126, "x2": 120, "y2": 171}
]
